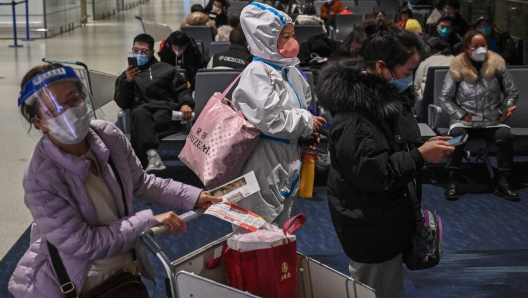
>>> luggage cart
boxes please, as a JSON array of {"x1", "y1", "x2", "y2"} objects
[{"x1": 140, "y1": 210, "x2": 377, "y2": 298}]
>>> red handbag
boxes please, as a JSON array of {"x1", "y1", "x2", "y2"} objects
[{"x1": 207, "y1": 213, "x2": 306, "y2": 298}]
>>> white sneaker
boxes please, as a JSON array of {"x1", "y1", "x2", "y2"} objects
[{"x1": 146, "y1": 149, "x2": 166, "y2": 172}]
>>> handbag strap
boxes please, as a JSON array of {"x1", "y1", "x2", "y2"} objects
[
  {"x1": 379, "y1": 121, "x2": 424, "y2": 228},
  {"x1": 282, "y1": 213, "x2": 307, "y2": 235},
  {"x1": 220, "y1": 71, "x2": 244, "y2": 99},
  {"x1": 47, "y1": 242, "x2": 78, "y2": 298}
]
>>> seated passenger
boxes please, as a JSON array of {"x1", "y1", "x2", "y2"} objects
[
  {"x1": 475, "y1": 16, "x2": 518, "y2": 65},
  {"x1": 429, "y1": 15, "x2": 463, "y2": 55},
  {"x1": 207, "y1": 28, "x2": 252, "y2": 69},
  {"x1": 216, "y1": 13, "x2": 241, "y2": 42},
  {"x1": 397, "y1": 8, "x2": 412, "y2": 28},
  {"x1": 295, "y1": 4, "x2": 326, "y2": 33},
  {"x1": 9, "y1": 63, "x2": 221, "y2": 297},
  {"x1": 414, "y1": 37, "x2": 454, "y2": 100},
  {"x1": 205, "y1": 0, "x2": 229, "y2": 28},
  {"x1": 274, "y1": 0, "x2": 301, "y2": 15},
  {"x1": 115, "y1": 34, "x2": 195, "y2": 172},
  {"x1": 179, "y1": 4, "x2": 218, "y2": 36},
  {"x1": 426, "y1": 0, "x2": 445, "y2": 25},
  {"x1": 320, "y1": 0, "x2": 344, "y2": 24},
  {"x1": 158, "y1": 31, "x2": 209, "y2": 90},
  {"x1": 440, "y1": 29, "x2": 519, "y2": 201},
  {"x1": 444, "y1": 0, "x2": 469, "y2": 36}
]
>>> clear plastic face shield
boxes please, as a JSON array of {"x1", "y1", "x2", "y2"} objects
[{"x1": 18, "y1": 66, "x2": 94, "y2": 144}]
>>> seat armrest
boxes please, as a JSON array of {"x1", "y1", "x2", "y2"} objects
[{"x1": 428, "y1": 104, "x2": 442, "y2": 131}]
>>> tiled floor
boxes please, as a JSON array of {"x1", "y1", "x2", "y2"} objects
[{"x1": 0, "y1": 0, "x2": 201, "y2": 259}]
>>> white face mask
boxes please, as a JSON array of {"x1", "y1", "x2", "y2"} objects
[
  {"x1": 173, "y1": 49, "x2": 184, "y2": 56},
  {"x1": 471, "y1": 47, "x2": 488, "y2": 62},
  {"x1": 211, "y1": 5, "x2": 220, "y2": 13},
  {"x1": 46, "y1": 104, "x2": 91, "y2": 144}
]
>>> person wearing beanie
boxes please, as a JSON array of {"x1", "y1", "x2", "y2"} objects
[
  {"x1": 475, "y1": 16, "x2": 517, "y2": 65},
  {"x1": 404, "y1": 18, "x2": 423, "y2": 34}
]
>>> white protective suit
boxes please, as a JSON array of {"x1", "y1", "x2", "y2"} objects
[{"x1": 233, "y1": 2, "x2": 314, "y2": 226}]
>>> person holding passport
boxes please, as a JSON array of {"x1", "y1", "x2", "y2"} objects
[{"x1": 440, "y1": 29, "x2": 519, "y2": 201}]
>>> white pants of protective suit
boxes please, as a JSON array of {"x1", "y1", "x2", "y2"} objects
[
  {"x1": 349, "y1": 254, "x2": 405, "y2": 298},
  {"x1": 236, "y1": 138, "x2": 301, "y2": 227}
]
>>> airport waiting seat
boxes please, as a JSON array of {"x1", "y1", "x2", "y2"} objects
[
  {"x1": 332, "y1": 14, "x2": 363, "y2": 41},
  {"x1": 209, "y1": 41, "x2": 230, "y2": 59},
  {"x1": 357, "y1": 0, "x2": 377, "y2": 8},
  {"x1": 295, "y1": 25, "x2": 326, "y2": 44},
  {"x1": 181, "y1": 26, "x2": 214, "y2": 57},
  {"x1": 135, "y1": 15, "x2": 172, "y2": 43}
]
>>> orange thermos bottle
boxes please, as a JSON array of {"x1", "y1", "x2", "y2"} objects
[{"x1": 298, "y1": 152, "x2": 317, "y2": 198}]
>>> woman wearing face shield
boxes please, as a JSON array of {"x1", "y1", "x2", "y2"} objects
[
  {"x1": 440, "y1": 29, "x2": 519, "y2": 201},
  {"x1": 316, "y1": 19, "x2": 454, "y2": 298},
  {"x1": 8, "y1": 64, "x2": 222, "y2": 297},
  {"x1": 232, "y1": 3, "x2": 326, "y2": 226}
]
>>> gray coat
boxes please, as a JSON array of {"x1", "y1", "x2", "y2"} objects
[{"x1": 439, "y1": 51, "x2": 518, "y2": 130}]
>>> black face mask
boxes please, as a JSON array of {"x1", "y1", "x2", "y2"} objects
[{"x1": 279, "y1": 0, "x2": 289, "y2": 4}]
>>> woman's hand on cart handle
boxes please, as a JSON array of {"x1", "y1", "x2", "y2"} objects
[
  {"x1": 154, "y1": 212, "x2": 187, "y2": 235},
  {"x1": 195, "y1": 191, "x2": 223, "y2": 209}
]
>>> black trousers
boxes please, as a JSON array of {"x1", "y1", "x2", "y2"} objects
[
  {"x1": 130, "y1": 106, "x2": 178, "y2": 168},
  {"x1": 446, "y1": 127, "x2": 514, "y2": 171}
]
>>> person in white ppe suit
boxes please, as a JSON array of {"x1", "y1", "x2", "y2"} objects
[{"x1": 233, "y1": 3, "x2": 326, "y2": 226}]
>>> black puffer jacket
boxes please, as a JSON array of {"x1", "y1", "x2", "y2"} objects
[
  {"x1": 158, "y1": 34, "x2": 209, "y2": 90},
  {"x1": 114, "y1": 56, "x2": 194, "y2": 111},
  {"x1": 316, "y1": 59, "x2": 424, "y2": 264}
]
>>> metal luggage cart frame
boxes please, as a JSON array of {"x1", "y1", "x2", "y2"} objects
[{"x1": 140, "y1": 210, "x2": 377, "y2": 298}]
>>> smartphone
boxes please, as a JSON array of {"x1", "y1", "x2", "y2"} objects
[
  {"x1": 127, "y1": 57, "x2": 138, "y2": 69},
  {"x1": 446, "y1": 134, "x2": 468, "y2": 146}
]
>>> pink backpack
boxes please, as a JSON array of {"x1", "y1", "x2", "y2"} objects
[{"x1": 178, "y1": 72, "x2": 260, "y2": 189}]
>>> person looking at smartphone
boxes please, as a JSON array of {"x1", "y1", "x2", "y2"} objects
[
  {"x1": 440, "y1": 29, "x2": 519, "y2": 201},
  {"x1": 316, "y1": 18, "x2": 454, "y2": 298},
  {"x1": 114, "y1": 34, "x2": 195, "y2": 172},
  {"x1": 9, "y1": 63, "x2": 221, "y2": 297}
]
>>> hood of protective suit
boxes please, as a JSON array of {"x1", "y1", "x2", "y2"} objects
[{"x1": 240, "y1": 2, "x2": 299, "y2": 67}]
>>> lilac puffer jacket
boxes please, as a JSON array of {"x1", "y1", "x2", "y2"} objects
[{"x1": 8, "y1": 120, "x2": 202, "y2": 297}]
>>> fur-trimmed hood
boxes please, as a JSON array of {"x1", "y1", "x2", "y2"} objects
[
  {"x1": 449, "y1": 50, "x2": 506, "y2": 84},
  {"x1": 316, "y1": 59, "x2": 417, "y2": 121}
]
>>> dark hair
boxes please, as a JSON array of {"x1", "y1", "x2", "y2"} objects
[
  {"x1": 361, "y1": 18, "x2": 424, "y2": 70},
  {"x1": 338, "y1": 30, "x2": 357, "y2": 58},
  {"x1": 228, "y1": 13, "x2": 240, "y2": 28},
  {"x1": 303, "y1": 3, "x2": 316, "y2": 15},
  {"x1": 445, "y1": 0, "x2": 460, "y2": 10},
  {"x1": 191, "y1": 4, "x2": 204, "y2": 12},
  {"x1": 435, "y1": 0, "x2": 445, "y2": 10},
  {"x1": 133, "y1": 34, "x2": 155, "y2": 50},
  {"x1": 436, "y1": 15, "x2": 454, "y2": 26},
  {"x1": 400, "y1": 8, "x2": 413, "y2": 18},
  {"x1": 374, "y1": 11, "x2": 387, "y2": 19},
  {"x1": 462, "y1": 29, "x2": 487, "y2": 52},
  {"x1": 426, "y1": 37, "x2": 452, "y2": 56},
  {"x1": 169, "y1": 31, "x2": 191, "y2": 47},
  {"x1": 229, "y1": 28, "x2": 246, "y2": 46}
]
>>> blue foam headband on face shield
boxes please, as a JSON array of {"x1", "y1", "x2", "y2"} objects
[{"x1": 18, "y1": 66, "x2": 80, "y2": 107}]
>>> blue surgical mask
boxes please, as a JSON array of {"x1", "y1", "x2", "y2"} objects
[
  {"x1": 478, "y1": 25, "x2": 492, "y2": 36},
  {"x1": 389, "y1": 74, "x2": 413, "y2": 93},
  {"x1": 438, "y1": 27, "x2": 451, "y2": 38},
  {"x1": 134, "y1": 54, "x2": 149, "y2": 66}
]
